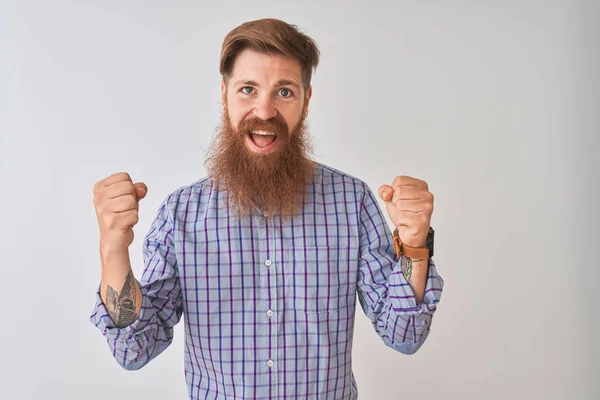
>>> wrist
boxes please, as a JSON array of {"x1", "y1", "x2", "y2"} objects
[
  {"x1": 393, "y1": 227, "x2": 427, "y2": 248},
  {"x1": 100, "y1": 243, "x2": 130, "y2": 265},
  {"x1": 100, "y1": 236, "x2": 128, "y2": 253},
  {"x1": 393, "y1": 227, "x2": 433, "y2": 260},
  {"x1": 402, "y1": 239, "x2": 427, "y2": 248}
]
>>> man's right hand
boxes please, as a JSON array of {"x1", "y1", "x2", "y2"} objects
[{"x1": 93, "y1": 172, "x2": 148, "y2": 252}]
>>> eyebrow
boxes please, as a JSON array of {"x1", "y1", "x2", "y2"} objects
[
  {"x1": 234, "y1": 79, "x2": 301, "y2": 90},
  {"x1": 274, "y1": 79, "x2": 301, "y2": 89}
]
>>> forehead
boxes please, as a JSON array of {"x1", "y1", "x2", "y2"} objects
[{"x1": 229, "y1": 49, "x2": 303, "y2": 85}]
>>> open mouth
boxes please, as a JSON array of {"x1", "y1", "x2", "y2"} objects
[{"x1": 247, "y1": 130, "x2": 278, "y2": 152}]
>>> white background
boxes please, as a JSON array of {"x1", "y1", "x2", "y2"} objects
[{"x1": 1, "y1": 1, "x2": 598, "y2": 399}]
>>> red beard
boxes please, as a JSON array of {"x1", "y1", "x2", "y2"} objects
[{"x1": 205, "y1": 104, "x2": 315, "y2": 219}]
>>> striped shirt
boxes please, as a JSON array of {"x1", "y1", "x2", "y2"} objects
[{"x1": 90, "y1": 162, "x2": 444, "y2": 399}]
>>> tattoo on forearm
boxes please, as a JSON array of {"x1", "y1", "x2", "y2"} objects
[
  {"x1": 106, "y1": 270, "x2": 139, "y2": 328},
  {"x1": 401, "y1": 256, "x2": 413, "y2": 283}
]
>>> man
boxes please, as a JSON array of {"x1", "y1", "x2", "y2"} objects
[{"x1": 90, "y1": 18, "x2": 443, "y2": 399}]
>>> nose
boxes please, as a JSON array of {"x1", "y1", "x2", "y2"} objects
[{"x1": 252, "y1": 96, "x2": 278, "y2": 120}]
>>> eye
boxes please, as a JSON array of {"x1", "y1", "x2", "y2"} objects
[
  {"x1": 278, "y1": 88, "x2": 293, "y2": 98},
  {"x1": 241, "y1": 86, "x2": 254, "y2": 94}
]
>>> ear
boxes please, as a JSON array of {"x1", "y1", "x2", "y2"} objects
[
  {"x1": 221, "y1": 80, "x2": 227, "y2": 105},
  {"x1": 302, "y1": 86, "x2": 313, "y2": 119},
  {"x1": 305, "y1": 85, "x2": 313, "y2": 104}
]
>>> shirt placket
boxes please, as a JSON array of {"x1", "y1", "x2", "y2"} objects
[{"x1": 256, "y1": 211, "x2": 280, "y2": 399}]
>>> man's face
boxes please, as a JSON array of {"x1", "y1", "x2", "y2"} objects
[
  {"x1": 221, "y1": 49, "x2": 312, "y2": 155},
  {"x1": 207, "y1": 49, "x2": 316, "y2": 218}
]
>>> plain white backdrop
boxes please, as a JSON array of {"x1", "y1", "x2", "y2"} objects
[{"x1": 1, "y1": 1, "x2": 598, "y2": 399}]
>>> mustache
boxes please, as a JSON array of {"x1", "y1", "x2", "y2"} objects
[{"x1": 237, "y1": 115, "x2": 289, "y2": 137}]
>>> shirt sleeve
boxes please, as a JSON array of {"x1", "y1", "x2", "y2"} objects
[
  {"x1": 89, "y1": 196, "x2": 183, "y2": 370},
  {"x1": 356, "y1": 185, "x2": 444, "y2": 355}
]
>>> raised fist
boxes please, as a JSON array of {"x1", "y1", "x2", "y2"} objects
[{"x1": 93, "y1": 172, "x2": 148, "y2": 252}]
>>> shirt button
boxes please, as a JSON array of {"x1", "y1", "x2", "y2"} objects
[
  {"x1": 266, "y1": 309, "x2": 273, "y2": 317},
  {"x1": 266, "y1": 359, "x2": 274, "y2": 368},
  {"x1": 265, "y1": 259, "x2": 272, "y2": 267},
  {"x1": 263, "y1": 212, "x2": 269, "y2": 218}
]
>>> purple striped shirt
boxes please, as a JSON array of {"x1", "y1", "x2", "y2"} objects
[{"x1": 90, "y1": 163, "x2": 444, "y2": 399}]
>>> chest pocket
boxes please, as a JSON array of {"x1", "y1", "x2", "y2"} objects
[{"x1": 285, "y1": 246, "x2": 353, "y2": 313}]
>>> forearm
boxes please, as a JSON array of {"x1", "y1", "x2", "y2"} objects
[
  {"x1": 91, "y1": 246, "x2": 180, "y2": 370},
  {"x1": 90, "y1": 195, "x2": 183, "y2": 370},
  {"x1": 99, "y1": 246, "x2": 142, "y2": 328},
  {"x1": 400, "y1": 256, "x2": 429, "y2": 303}
]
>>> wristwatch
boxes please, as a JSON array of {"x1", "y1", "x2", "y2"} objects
[{"x1": 393, "y1": 226, "x2": 434, "y2": 260}]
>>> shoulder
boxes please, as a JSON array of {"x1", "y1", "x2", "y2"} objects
[
  {"x1": 159, "y1": 176, "x2": 216, "y2": 211},
  {"x1": 312, "y1": 162, "x2": 372, "y2": 197},
  {"x1": 313, "y1": 163, "x2": 385, "y2": 216},
  {"x1": 313, "y1": 162, "x2": 367, "y2": 186}
]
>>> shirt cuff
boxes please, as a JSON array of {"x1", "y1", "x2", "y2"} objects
[
  {"x1": 89, "y1": 282, "x2": 154, "y2": 348},
  {"x1": 388, "y1": 258, "x2": 444, "y2": 313}
]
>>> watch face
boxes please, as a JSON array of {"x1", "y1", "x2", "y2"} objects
[{"x1": 427, "y1": 227, "x2": 434, "y2": 257}]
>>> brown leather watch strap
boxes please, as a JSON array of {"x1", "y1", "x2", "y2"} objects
[{"x1": 393, "y1": 228, "x2": 430, "y2": 260}]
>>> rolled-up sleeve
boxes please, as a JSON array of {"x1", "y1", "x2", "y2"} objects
[
  {"x1": 89, "y1": 196, "x2": 183, "y2": 370},
  {"x1": 356, "y1": 185, "x2": 444, "y2": 355}
]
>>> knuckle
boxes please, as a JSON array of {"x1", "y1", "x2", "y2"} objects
[
  {"x1": 119, "y1": 180, "x2": 136, "y2": 195},
  {"x1": 126, "y1": 194, "x2": 137, "y2": 206},
  {"x1": 125, "y1": 210, "x2": 139, "y2": 226},
  {"x1": 110, "y1": 172, "x2": 132, "y2": 183}
]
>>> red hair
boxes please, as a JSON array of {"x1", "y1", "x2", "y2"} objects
[{"x1": 220, "y1": 18, "x2": 320, "y2": 91}]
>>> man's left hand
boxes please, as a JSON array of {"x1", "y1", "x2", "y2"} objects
[{"x1": 378, "y1": 176, "x2": 434, "y2": 248}]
